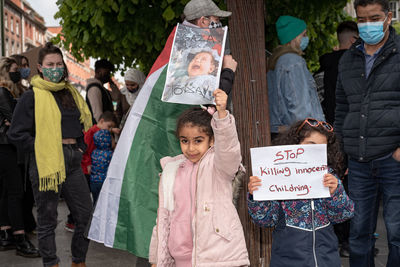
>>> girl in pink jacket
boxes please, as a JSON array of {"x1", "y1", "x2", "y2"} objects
[{"x1": 149, "y1": 89, "x2": 249, "y2": 267}]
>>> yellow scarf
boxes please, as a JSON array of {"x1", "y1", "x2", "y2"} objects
[{"x1": 31, "y1": 75, "x2": 92, "y2": 192}]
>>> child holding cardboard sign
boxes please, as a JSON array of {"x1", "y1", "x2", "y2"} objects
[{"x1": 247, "y1": 118, "x2": 354, "y2": 267}]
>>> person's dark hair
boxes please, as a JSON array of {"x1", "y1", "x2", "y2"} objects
[
  {"x1": 95, "y1": 59, "x2": 114, "y2": 72},
  {"x1": 337, "y1": 21, "x2": 359, "y2": 45},
  {"x1": 337, "y1": 21, "x2": 358, "y2": 36},
  {"x1": 10, "y1": 54, "x2": 29, "y2": 67},
  {"x1": 38, "y1": 42, "x2": 69, "y2": 80},
  {"x1": 99, "y1": 111, "x2": 118, "y2": 125},
  {"x1": 176, "y1": 107, "x2": 213, "y2": 138},
  {"x1": 354, "y1": 0, "x2": 389, "y2": 13},
  {"x1": 273, "y1": 120, "x2": 345, "y2": 179}
]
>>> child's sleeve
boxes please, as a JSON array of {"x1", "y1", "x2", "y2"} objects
[
  {"x1": 149, "y1": 224, "x2": 158, "y2": 264},
  {"x1": 324, "y1": 178, "x2": 354, "y2": 224},
  {"x1": 211, "y1": 111, "x2": 241, "y2": 179},
  {"x1": 247, "y1": 193, "x2": 280, "y2": 227}
]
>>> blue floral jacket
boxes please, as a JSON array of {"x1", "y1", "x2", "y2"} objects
[
  {"x1": 90, "y1": 129, "x2": 113, "y2": 183},
  {"x1": 248, "y1": 175, "x2": 354, "y2": 267}
]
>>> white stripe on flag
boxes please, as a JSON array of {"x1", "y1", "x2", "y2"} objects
[{"x1": 88, "y1": 65, "x2": 167, "y2": 247}]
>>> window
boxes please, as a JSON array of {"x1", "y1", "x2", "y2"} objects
[
  {"x1": 390, "y1": 1, "x2": 398, "y2": 20},
  {"x1": 5, "y1": 39, "x2": 8, "y2": 56},
  {"x1": 11, "y1": 41, "x2": 14, "y2": 55},
  {"x1": 10, "y1": 17, "x2": 13, "y2": 32},
  {"x1": 5, "y1": 13, "x2": 8, "y2": 29},
  {"x1": 16, "y1": 21, "x2": 19, "y2": 35}
]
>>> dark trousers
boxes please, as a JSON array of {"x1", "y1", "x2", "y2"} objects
[
  {"x1": 0, "y1": 144, "x2": 24, "y2": 231},
  {"x1": 89, "y1": 181, "x2": 104, "y2": 205},
  {"x1": 29, "y1": 144, "x2": 92, "y2": 267},
  {"x1": 348, "y1": 153, "x2": 400, "y2": 267},
  {"x1": 22, "y1": 164, "x2": 37, "y2": 232}
]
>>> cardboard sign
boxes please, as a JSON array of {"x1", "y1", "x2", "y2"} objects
[
  {"x1": 161, "y1": 23, "x2": 227, "y2": 105},
  {"x1": 250, "y1": 144, "x2": 330, "y2": 201}
]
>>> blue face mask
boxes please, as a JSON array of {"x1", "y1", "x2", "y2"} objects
[
  {"x1": 358, "y1": 17, "x2": 387, "y2": 45},
  {"x1": 19, "y1": 68, "x2": 30, "y2": 79},
  {"x1": 300, "y1": 36, "x2": 309, "y2": 51}
]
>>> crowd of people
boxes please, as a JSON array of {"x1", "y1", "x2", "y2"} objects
[{"x1": 1, "y1": 0, "x2": 399, "y2": 266}]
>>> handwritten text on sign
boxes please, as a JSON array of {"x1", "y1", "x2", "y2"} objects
[{"x1": 250, "y1": 144, "x2": 330, "y2": 201}]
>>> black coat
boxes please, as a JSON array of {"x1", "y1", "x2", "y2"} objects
[
  {"x1": 335, "y1": 27, "x2": 400, "y2": 162},
  {"x1": 0, "y1": 87, "x2": 16, "y2": 144}
]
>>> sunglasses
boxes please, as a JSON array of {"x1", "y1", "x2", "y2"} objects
[{"x1": 296, "y1": 118, "x2": 334, "y2": 134}]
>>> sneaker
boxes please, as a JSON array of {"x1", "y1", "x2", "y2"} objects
[
  {"x1": 0, "y1": 229, "x2": 15, "y2": 251},
  {"x1": 14, "y1": 234, "x2": 40, "y2": 258},
  {"x1": 64, "y1": 222, "x2": 75, "y2": 233},
  {"x1": 339, "y1": 242, "x2": 350, "y2": 258}
]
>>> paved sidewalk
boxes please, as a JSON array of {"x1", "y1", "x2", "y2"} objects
[
  {"x1": 1, "y1": 200, "x2": 148, "y2": 267},
  {"x1": 1, "y1": 200, "x2": 389, "y2": 267}
]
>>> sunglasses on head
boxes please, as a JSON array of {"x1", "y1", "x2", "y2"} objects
[{"x1": 296, "y1": 118, "x2": 334, "y2": 134}]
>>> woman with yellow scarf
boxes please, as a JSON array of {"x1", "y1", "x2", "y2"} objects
[{"x1": 8, "y1": 43, "x2": 93, "y2": 267}]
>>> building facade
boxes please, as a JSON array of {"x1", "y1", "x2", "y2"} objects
[{"x1": 3, "y1": 0, "x2": 46, "y2": 56}]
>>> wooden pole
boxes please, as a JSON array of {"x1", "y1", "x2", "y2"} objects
[{"x1": 226, "y1": 1, "x2": 272, "y2": 266}]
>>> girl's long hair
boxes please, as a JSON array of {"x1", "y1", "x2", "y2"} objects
[
  {"x1": 0, "y1": 57, "x2": 20, "y2": 97},
  {"x1": 273, "y1": 120, "x2": 345, "y2": 179}
]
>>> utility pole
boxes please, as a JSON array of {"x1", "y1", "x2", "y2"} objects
[{"x1": 226, "y1": 0, "x2": 272, "y2": 266}]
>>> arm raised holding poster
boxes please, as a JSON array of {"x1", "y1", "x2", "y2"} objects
[{"x1": 247, "y1": 118, "x2": 354, "y2": 266}]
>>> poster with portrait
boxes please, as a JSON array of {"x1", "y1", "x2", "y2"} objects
[{"x1": 161, "y1": 23, "x2": 228, "y2": 105}]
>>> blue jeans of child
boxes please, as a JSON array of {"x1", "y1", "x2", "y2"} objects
[
  {"x1": 348, "y1": 152, "x2": 400, "y2": 267},
  {"x1": 90, "y1": 181, "x2": 104, "y2": 205},
  {"x1": 29, "y1": 144, "x2": 92, "y2": 267}
]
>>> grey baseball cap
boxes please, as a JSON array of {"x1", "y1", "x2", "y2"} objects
[{"x1": 183, "y1": 0, "x2": 232, "y2": 21}]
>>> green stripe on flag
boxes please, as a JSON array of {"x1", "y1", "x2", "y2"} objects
[{"x1": 113, "y1": 66, "x2": 192, "y2": 257}]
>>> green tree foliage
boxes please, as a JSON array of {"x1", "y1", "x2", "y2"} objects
[
  {"x1": 56, "y1": 0, "x2": 350, "y2": 73},
  {"x1": 55, "y1": 0, "x2": 225, "y2": 72},
  {"x1": 265, "y1": 0, "x2": 350, "y2": 72}
]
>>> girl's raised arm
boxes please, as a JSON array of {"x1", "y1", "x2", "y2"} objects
[{"x1": 211, "y1": 89, "x2": 241, "y2": 179}]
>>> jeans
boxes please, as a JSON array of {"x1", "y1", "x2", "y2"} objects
[
  {"x1": 29, "y1": 144, "x2": 92, "y2": 267},
  {"x1": 90, "y1": 181, "x2": 104, "y2": 205},
  {"x1": 348, "y1": 153, "x2": 400, "y2": 267}
]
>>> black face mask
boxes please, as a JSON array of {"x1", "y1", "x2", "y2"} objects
[
  {"x1": 127, "y1": 86, "x2": 139, "y2": 94},
  {"x1": 9, "y1": 71, "x2": 21, "y2": 83}
]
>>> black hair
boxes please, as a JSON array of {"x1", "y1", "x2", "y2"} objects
[
  {"x1": 10, "y1": 54, "x2": 29, "y2": 67},
  {"x1": 337, "y1": 21, "x2": 359, "y2": 36},
  {"x1": 337, "y1": 21, "x2": 359, "y2": 45},
  {"x1": 95, "y1": 59, "x2": 114, "y2": 72},
  {"x1": 273, "y1": 120, "x2": 345, "y2": 179},
  {"x1": 176, "y1": 107, "x2": 213, "y2": 138},
  {"x1": 99, "y1": 111, "x2": 118, "y2": 125},
  {"x1": 354, "y1": 0, "x2": 390, "y2": 13},
  {"x1": 38, "y1": 42, "x2": 69, "y2": 80}
]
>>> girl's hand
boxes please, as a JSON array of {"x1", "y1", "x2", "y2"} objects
[
  {"x1": 323, "y1": 173, "x2": 338, "y2": 195},
  {"x1": 248, "y1": 176, "x2": 262, "y2": 195},
  {"x1": 151, "y1": 265, "x2": 156, "y2": 267},
  {"x1": 213, "y1": 89, "x2": 228, "y2": 119}
]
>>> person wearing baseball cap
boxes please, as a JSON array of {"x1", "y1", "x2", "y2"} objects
[
  {"x1": 267, "y1": 15, "x2": 325, "y2": 138},
  {"x1": 182, "y1": 0, "x2": 237, "y2": 96}
]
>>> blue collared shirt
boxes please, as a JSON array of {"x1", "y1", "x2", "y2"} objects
[{"x1": 357, "y1": 43, "x2": 382, "y2": 77}]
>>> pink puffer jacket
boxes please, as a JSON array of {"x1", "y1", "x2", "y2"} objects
[{"x1": 149, "y1": 112, "x2": 249, "y2": 267}]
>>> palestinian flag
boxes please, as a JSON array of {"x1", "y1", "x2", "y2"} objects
[{"x1": 88, "y1": 27, "x2": 191, "y2": 258}]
